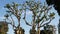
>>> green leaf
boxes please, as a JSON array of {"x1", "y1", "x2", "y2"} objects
[{"x1": 5, "y1": 4, "x2": 11, "y2": 8}]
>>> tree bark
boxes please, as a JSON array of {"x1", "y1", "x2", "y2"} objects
[{"x1": 37, "y1": 23, "x2": 40, "y2": 34}]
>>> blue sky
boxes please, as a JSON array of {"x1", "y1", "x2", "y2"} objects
[{"x1": 0, "y1": 0, "x2": 60, "y2": 34}]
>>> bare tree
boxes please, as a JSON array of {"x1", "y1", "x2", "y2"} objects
[
  {"x1": 4, "y1": 2, "x2": 24, "y2": 34},
  {"x1": 23, "y1": 0, "x2": 55, "y2": 34},
  {"x1": 4, "y1": 0, "x2": 55, "y2": 34}
]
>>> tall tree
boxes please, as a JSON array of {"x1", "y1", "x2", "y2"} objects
[
  {"x1": 4, "y1": 2, "x2": 24, "y2": 34},
  {"x1": 23, "y1": 0, "x2": 55, "y2": 34}
]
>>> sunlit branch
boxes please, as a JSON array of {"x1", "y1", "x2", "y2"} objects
[{"x1": 40, "y1": 18, "x2": 52, "y2": 28}]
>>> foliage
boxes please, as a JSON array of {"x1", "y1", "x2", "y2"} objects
[{"x1": 0, "y1": 22, "x2": 8, "y2": 34}]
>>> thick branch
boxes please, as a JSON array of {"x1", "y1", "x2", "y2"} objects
[
  {"x1": 40, "y1": 20, "x2": 44, "y2": 25},
  {"x1": 40, "y1": 17, "x2": 50, "y2": 25},
  {"x1": 23, "y1": 9, "x2": 32, "y2": 26},
  {"x1": 39, "y1": 18, "x2": 52, "y2": 28},
  {"x1": 24, "y1": 19, "x2": 32, "y2": 26}
]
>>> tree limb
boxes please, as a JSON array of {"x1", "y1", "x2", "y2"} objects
[
  {"x1": 39, "y1": 18, "x2": 52, "y2": 28},
  {"x1": 10, "y1": 16, "x2": 15, "y2": 28},
  {"x1": 24, "y1": 19, "x2": 32, "y2": 26}
]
